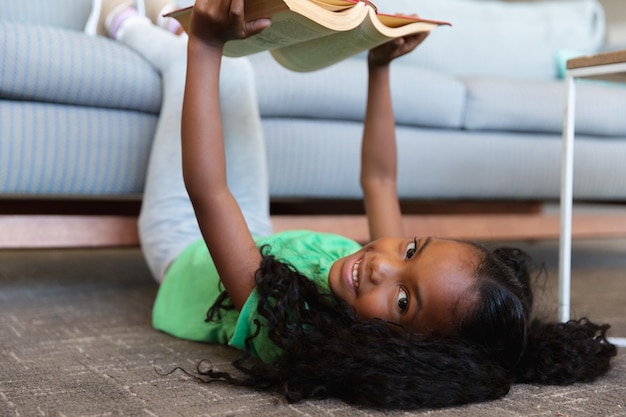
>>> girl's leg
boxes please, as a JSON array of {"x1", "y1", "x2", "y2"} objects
[{"x1": 116, "y1": 19, "x2": 272, "y2": 282}]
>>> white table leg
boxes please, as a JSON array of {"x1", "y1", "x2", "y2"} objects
[
  {"x1": 558, "y1": 59, "x2": 626, "y2": 347},
  {"x1": 608, "y1": 337, "x2": 626, "y2": 347},
  {"x1": 558, "y1": 75, "x2": 576, "y2": 323}
]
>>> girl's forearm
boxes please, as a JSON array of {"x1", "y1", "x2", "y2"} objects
[
  {"x1": 361, "y1": 64, "x2": 396, "y2": 186},
  {"x1": 182, "y1": 39, "x2": 226, "y2": 199},
  {"x1": 360, "y1": 63, "x2": 403, "y2": 239}
]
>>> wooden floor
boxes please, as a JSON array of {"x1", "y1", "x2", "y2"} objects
[{"x1": 2, "y1": 212, "x2": 626, "y2": 248}]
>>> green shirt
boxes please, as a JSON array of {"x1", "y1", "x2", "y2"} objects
[{"x1": 152, "y1": 230, "x2": 361, "y2": 362}]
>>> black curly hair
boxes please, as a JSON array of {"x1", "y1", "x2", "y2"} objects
[{"x1": 199, "y1": 243, "x2": 617, "y2": 409}]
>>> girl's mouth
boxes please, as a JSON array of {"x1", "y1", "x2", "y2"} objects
[{"x1": 352, "y1": 258, "x2": 362, "y2": 291}]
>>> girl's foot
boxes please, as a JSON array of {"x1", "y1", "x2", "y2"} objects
[
  {"x1": 144, "y1": 0, "x2": 183, "y2": 35},
  {"x1": 84, "y1": 0, "x2": 146, "y2": 38}
]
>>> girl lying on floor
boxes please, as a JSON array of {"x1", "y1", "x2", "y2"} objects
[{"x1": 87, "y1": 0, "x2": 617, "y2": 409}]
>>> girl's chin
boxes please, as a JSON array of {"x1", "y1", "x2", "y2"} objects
[
  {"x1": 329, "y1": 255, "x2": 356, "y2": 301},
  {"x1": 328, "y1": 259, "x2": 342, "y2": 296}
]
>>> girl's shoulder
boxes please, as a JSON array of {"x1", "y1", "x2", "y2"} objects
[
  {"x1": 255, "y1": 229, "x2": 361, "y2": 288},
  {"x1": 255, "y1": 229, "x2": 362, "y2": 255}
]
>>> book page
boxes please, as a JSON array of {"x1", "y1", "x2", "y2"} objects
[
  {"x1": 223, "y1": 10, "x2": 337, "y2": 57},
  {"x1": 376, "y1": 13, "x2": 450, "y2": 29},
  {"x1": 283, "y1": 0, "x2": 368, "y2": 31},
  {"x1": 270, "y1": 16, "x2": 389, "y2": 72},
  {"x1": 372, "y1": 13, "x2": 446, "y2": 38},
  {"x1": 167, "y1": 0, "x2": 369, "y2": 34},
  {"x1": 270, "y1": 7, "x2": 445, "y2": 71},
  {"x1": 306, "y1": 0, "x2": 359, "y2": 12}
]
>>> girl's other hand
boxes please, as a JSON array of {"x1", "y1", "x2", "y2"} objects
[
  {"x1": 189, "y1": 0, "x2": 271, "y2": 49},
  {"x1": 368, "y1": 32, "x2": 429, "y2": 67}
]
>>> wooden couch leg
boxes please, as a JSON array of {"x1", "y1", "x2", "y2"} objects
[
  {"x1": 0, "y1": 215, "x2": 139, "y2": 248},
  {"x1": 3, "y1": 212, "x2": 625, "y2": 249}
]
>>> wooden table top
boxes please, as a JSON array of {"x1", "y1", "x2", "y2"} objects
[
  {"x1": 567, "y1": 49, "x2": 626, "y2": 68},
  {"x1": 566, "y1": 49, "x2": 626, "y2": 82}
]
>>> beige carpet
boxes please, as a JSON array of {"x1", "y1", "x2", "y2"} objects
[{"x1": 0, "y1": 238, "x2": 624, "y2": 416}]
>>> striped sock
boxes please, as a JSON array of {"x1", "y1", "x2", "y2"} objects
[
  {"x1": 107, "y1": 6, "x2": 139, "y2": 39},
  {"x1": 163, "y1": 17, "x2": 182, "y2": 35},
  {"x1": 156, "y1": 4, "x2": 183, "y2": 35}
]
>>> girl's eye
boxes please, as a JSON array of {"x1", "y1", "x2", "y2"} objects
[
  {"x1": 405, "y1": 238, "x2": 418, "y2": 260},
  {"x1": 397, "y1": 288, "x2": 409, "y2": 312}
]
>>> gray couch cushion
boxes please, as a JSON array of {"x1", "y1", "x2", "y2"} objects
[
  {"x1": 463, "y1": 77, "x2": 626, "y2": 136},
  {"x1": 1, "y1": 100, "x2": 155, "y2": 195},
  {"x1": 0, "y1": 21, "x2": 161, "y2": 113},
  {"x1": 382, "y1": 0, "x2": 605, "y2": 80},
  {"x1": 391, "y1": 60, "x2": 466, "y2": 129},
  {"x1": 2, "y1": 0, "x2": 92, "y2": 31},
  {"x1": 264, "y1": 117, "x2": 626, "y2": 200},
  {"x1": 251, "y1": 52, "x2": 466, "y2": 129}
]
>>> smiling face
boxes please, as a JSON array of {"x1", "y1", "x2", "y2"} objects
[{"x1": 328, "y1": 237, "x2": 480, "y2": 334}]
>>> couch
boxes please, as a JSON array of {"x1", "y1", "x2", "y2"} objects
[{"x1": 2, "y1": 0, "x2": 625, "y2": 222}]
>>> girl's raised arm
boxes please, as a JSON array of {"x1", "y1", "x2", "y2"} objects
[
  {"x1": 361, "y1": 34, "x2": 429, "y2": 241},
  {"x1": 181, "y1": 0, "x2": 270, "y2": 310},
  {"x1": 361, "y1": 60, "x2": 403, "y2": 241}
]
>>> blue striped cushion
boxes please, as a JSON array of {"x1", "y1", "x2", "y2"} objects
[
  {"x1": 264, "y1": 118, "x2": 362, "y2": 198},
  {"x1": 463, "y1": 77, "x2": 626, "y2": 136},
  {"x1": 1, "y1": 100, "x2": 156, "y2": 195},
  {"x1": 1, "y1": 0, "x2": 92, "y2": 31},
  {"x1": 1, "y1": 21, "x2": 161, "y2": 113},
  {"x1": 263, "y1": 118, "x2": 626, "y2": 200},
  {"x1": 378, "y1": 0, "x2": 605, "y2": 80},
  {"x1": 250, "y1": 52, "x2": 466, "y2": 130}
]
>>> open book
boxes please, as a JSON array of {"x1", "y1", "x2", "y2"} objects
[{"x1": 167, "y1": 0, "x2": 450, "y2": 72}]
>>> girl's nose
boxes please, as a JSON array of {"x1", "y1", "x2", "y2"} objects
[{"x1": 369, "y1": 254, "x2": 400, "y2": 285}]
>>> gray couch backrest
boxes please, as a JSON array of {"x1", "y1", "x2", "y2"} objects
[{"x1": 2, "y1": 0, "x2": 93, "y2": 31}]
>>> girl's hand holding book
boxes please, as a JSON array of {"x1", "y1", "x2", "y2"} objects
[
  {"x1": 368, "y1": 32, "x2": 429, "y2": 67},
  {"x1": 189, "y1": 0, "x2": 271, "y2": 49}
]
